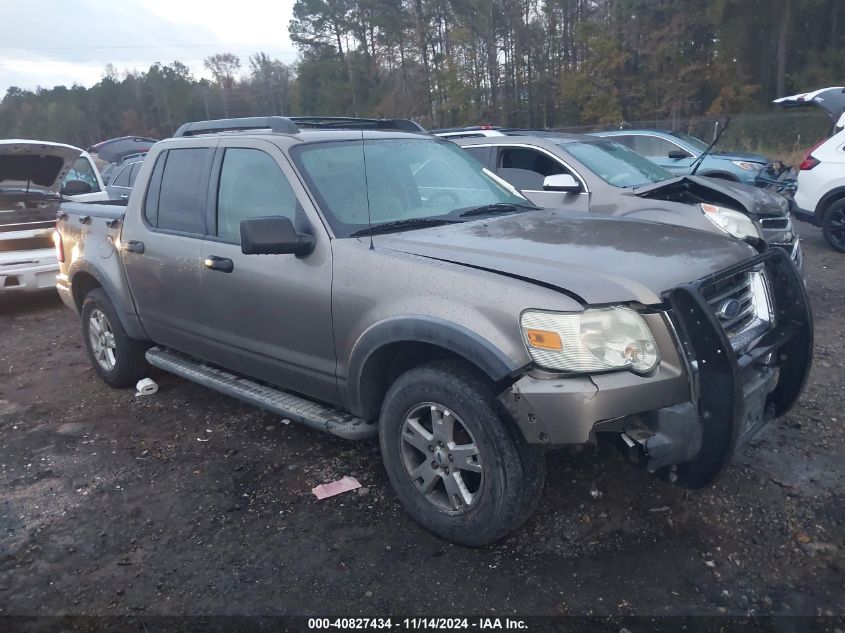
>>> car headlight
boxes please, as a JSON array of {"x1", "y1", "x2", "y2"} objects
[
  {"x1": 521, "y1": 307, "x2": 659, "y2": 374},
  {"x1": 700, "y1": 203, "x2": 761, "y2": 240},
  {"x1": 731, "y1": 160, "x2": 763, "y2": 172}
]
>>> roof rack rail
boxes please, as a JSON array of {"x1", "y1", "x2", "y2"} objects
[
  {"x1": 430, "y1": 125, "x2": 501, "y2": 133},
  {"x1": 289, "y1": 116, "x2": 426, "y2": 132},
  {"x1": 173, "y1": 116, "x2": 300, "y2": 137}
]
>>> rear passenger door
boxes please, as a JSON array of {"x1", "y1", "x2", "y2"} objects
[
  {"x1": 121, "y1": 144, "x2": 215, "y2": 355},
  {"x1": 494, "y1": 145, "x2": 589, "y2": 212},
  {"x1": 197, "y1": 139, "x2": 337, "y2": 403}
]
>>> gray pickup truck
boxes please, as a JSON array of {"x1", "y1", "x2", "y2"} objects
[{"x1": 56, "y1": 116, "x2": 812, "y2": 546}]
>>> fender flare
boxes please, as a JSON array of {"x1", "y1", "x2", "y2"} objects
[
  {"x1": 68, "y1": 259, "x2": 148, "y2": 340},
  {"x1": 346, "y1": 316, "x2": 520, "y2": 418}
]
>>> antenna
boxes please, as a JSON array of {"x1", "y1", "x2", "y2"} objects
[{"x1": 360, "y1": 121, "x2": 374, "y2": 250}]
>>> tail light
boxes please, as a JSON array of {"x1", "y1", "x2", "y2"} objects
[
  {"x1": 799, "y1": 156, "x2": 820, "y2": 170},
  {"x1": 799, "y1": 137, "x2": 825, "y2": 170},
  {"x1": 54, "y1": 229, "x2": 65, "y2": 263}
]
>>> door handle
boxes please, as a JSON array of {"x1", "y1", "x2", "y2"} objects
[
  {"x1": 204, "y1": 255, "x2": 234, "y2": 273},
  {"x1": 123, "y1": 240, "x2": 145, "y2": 254},
  {"x1": 120, "y1": 194, "x2": 129, "y2": 200}
]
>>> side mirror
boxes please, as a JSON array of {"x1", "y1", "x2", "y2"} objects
[
  {"x1": 668, "y1": 149, "x2": 691, "y2": 159},
  {"x1": 61, "y1": 179, "x2": 92, "y2": 195},
  {"x1": 543, "y1": 173, "x2": 581, "y2": 193},
  {"x1": 240, "y1": 216, "x2": 315, "y2": 257}
]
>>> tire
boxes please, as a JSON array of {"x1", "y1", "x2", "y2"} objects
[
  {"x1": 379, "y1": 360, "x2": 545, "y2": 547},
  {"x1": 81, "y1": 288, "x2": 150, "y2": 388},
  {"x1": 822, "y1": 200, "x2": 845, "y2": 253}
]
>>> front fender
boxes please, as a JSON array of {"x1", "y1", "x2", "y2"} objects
[{"x1": 346, "y1": 315, "x2": 522, "y2": 418}]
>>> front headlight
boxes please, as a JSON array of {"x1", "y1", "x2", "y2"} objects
[
  {"x1": 700, "y1": 203, "x2": 761, "y2": 240},
  {"x1": 521, "y1": 307, "x2": 659, "y2": 374},
  {"x1": 731, "y1": 160, "x2": 763, "y2": 172}
]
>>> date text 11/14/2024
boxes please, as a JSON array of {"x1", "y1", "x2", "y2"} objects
[{"x1": 307, "y1": 618, "x2": 529, "y2": 630}]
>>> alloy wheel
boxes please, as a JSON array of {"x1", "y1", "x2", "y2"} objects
[
  {"x1": 399, "y1": 403, "x2": 484, "y2": 514},
  {"x1": 88, "y1": 309, "x2": 117, "y2": 371}
]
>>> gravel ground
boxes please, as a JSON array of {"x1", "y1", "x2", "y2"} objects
[{"x1": 0, "y1": 224, "x2": 842, "y2": 617}]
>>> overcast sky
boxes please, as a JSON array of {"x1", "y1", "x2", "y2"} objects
[{"x1": 0, "y1": 0, "x2": 298, "y2": 94}]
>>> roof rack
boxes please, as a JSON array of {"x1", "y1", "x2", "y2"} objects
[
  {"x1": 173, "y1": 116, "x2": 300, "y2": 137},
  {"x1": 172, "y1": 115, "x2": 427, "y2": 138},
  {"x1": 289, "y1": 116, "x2": 426, "y2": 132},
  {"x1": 430, "y1": 125, "x2": 502, "y2": 134}
]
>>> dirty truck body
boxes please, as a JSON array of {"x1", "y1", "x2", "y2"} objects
[{"x1": 55, "y1": 117, "x2": 813, "y2": 546}]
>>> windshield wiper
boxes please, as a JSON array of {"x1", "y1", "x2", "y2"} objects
[
  {"x1": 349, "y1": 217, "x2": 460, "y2": 237},
  {"x1": 458, "y1": 202, "x2": 536, "y2": 217}
]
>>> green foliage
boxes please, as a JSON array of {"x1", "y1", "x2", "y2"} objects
[{"x1": 1, "y1": 0, "x2": 841, "y2": 145}]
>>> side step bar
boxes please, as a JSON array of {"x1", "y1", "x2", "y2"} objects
[{"x1": 145, "y1": 347, "x2": 377, "y2": 441}]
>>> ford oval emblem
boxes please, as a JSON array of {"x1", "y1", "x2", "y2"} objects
[{"x1": 717, "y1": 298, "x2": 742, "y2": 319}]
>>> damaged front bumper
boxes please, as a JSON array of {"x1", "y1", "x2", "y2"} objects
[{"x1": 501, "y1": 248, "x2": 813, "y2": 487}]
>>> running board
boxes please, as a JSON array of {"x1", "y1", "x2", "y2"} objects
[{"x1": 145, "y1": 347, "x2": 377, "y2": 441}]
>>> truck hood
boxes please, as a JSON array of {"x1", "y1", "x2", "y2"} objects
[
  {"x1": 0, "y1": 139, "x2": 82, "y2": 196},
  {"x1": 634, "y1": 175, "x2": 789, "y2": 217},
  {"x1": 379, "y1": 210, "x2": 756, "y2": 305}
]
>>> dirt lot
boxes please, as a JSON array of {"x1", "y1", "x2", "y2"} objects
[{"x1": 0, "y1": 225, "x2": 842, "y2": 618}]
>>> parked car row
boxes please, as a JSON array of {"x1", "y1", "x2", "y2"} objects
[
  {"x1": 433, "y1": 128, "x2": 802, "y2": 268},
  {"x1": 50, "y1": 115, "x2": 813, "y2": 546}
]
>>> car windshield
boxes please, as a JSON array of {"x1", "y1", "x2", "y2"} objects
[
  {"x1": 294, "y1": 138, "x2": 528, "y2": 237},
  {"x1": 563, "y1": 140, "x2": 674, "y2": 188},
  {"x1": 668, "y1": 131, "x2": 709, "y2": 153}
]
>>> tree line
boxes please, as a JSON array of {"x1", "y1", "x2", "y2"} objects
[{"x1": 1, "y1": 0, "x2": 841, "y2": 148}]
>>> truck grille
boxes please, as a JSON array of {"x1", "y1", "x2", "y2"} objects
[
  {"x1": 701, "y1": 268, "x2": 772, "y2": 352},
  {"x1": 759, "y1": 216, "x2": 790, "y2": 231}
]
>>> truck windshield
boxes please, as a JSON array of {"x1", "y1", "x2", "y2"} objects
[
  {"x1": 564, "y1": 140, "x2": 674, "y2": 188},
  {"x1": 294, "y1": 138, "x2": 528, "y2": 237}
]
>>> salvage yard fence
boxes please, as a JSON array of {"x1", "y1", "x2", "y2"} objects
[{"x1": 555, "y1": 111, "x2": 833, "y2": 163}]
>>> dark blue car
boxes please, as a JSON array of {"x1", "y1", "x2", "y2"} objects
[{"x1": 592, "y1": 129, "x2": 773, "y2": 186}]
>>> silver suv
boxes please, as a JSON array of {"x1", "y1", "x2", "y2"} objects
[{"x1": 55, "y1": 117, "x2": 812, "y2": 546}]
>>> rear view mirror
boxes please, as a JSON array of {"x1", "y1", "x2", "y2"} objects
[
  {"x1": 240, "y1": 216, "x2": 315, "y2": 257},
  {"x1": 668, "y1": 149, "x2": 691, "y2": 159},
  {"x1": 61, "y1": 179, "x2": 92, "y2": 195},
  {"x1": 543, "y1": 173, "x2": 581, "y2": 193}
]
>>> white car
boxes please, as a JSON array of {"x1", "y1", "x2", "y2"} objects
[
  {"x1": 0, "y1": 140, "x2": 107, "y2": 294},
  {"x1": 792, "y1": 128, "x2": 845, "y2": 252}
]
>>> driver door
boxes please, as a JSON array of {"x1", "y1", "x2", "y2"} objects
[{"x1": 196, "y1": 139, "x2": 337, "y2": 403}]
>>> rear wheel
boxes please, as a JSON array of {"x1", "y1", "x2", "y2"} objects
[
  {"x1": 81, "y1": 288, "x2": 150, "y2": 388},
  {"x1": 379, "y1": 361, "x2": 545, "y2": 546},
  {"x1": 822, "y1": 200, "x2": 845, "y2": 252}
]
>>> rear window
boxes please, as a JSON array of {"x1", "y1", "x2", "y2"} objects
[{"x1": 155, "y1": 149, "x2": 208, "y2": 234}]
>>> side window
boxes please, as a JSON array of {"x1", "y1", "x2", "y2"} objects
[
  {"x1": 112, "y1": 165, "x2": 131, "y2": 187},
  {"x1": 144, "y1": 153, "x2": 166, "y2": 226},
  {"x1": 146, "y1": 148, "x2": 208, "y2": 234},
  {"x1": 216, "y1": 148, "x2": 298, "y2": 244},
  {"x1": 629, "y1": 135, "x2": 679, "y2": 157},
  {"x1": 128, "y1": 162, "x2": 141, "y2": 187},
  {"x1": 64, "y1": 157, "x2": 101, "y2": 191},
  {"x1": 498, "y1": 147, "x2": 568, "y2": 191},
  {"x1": 462, "y1": 146, "x2": 491, "y2": 166}
]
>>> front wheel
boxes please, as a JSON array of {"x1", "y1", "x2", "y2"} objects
[
  {"x1": 379, "y1": 361, "x2": 545, "y2": 546},
  {"x1": 822, "y1": 200, "x2": 845, "y2": 252},
  {"x1": 81, "y1": 288, "x2": 150, "y2": 388}
]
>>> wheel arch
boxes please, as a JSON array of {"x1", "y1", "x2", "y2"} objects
[
  {"x1": 346, "y1": 316, "x2": 523, "y2": 420},
  {"x1": 69, "y1": 261, "x2": 148, "y2": 340},
  {"x1": 816, "y1": 186, "x2": 845, "y2": 219}
]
